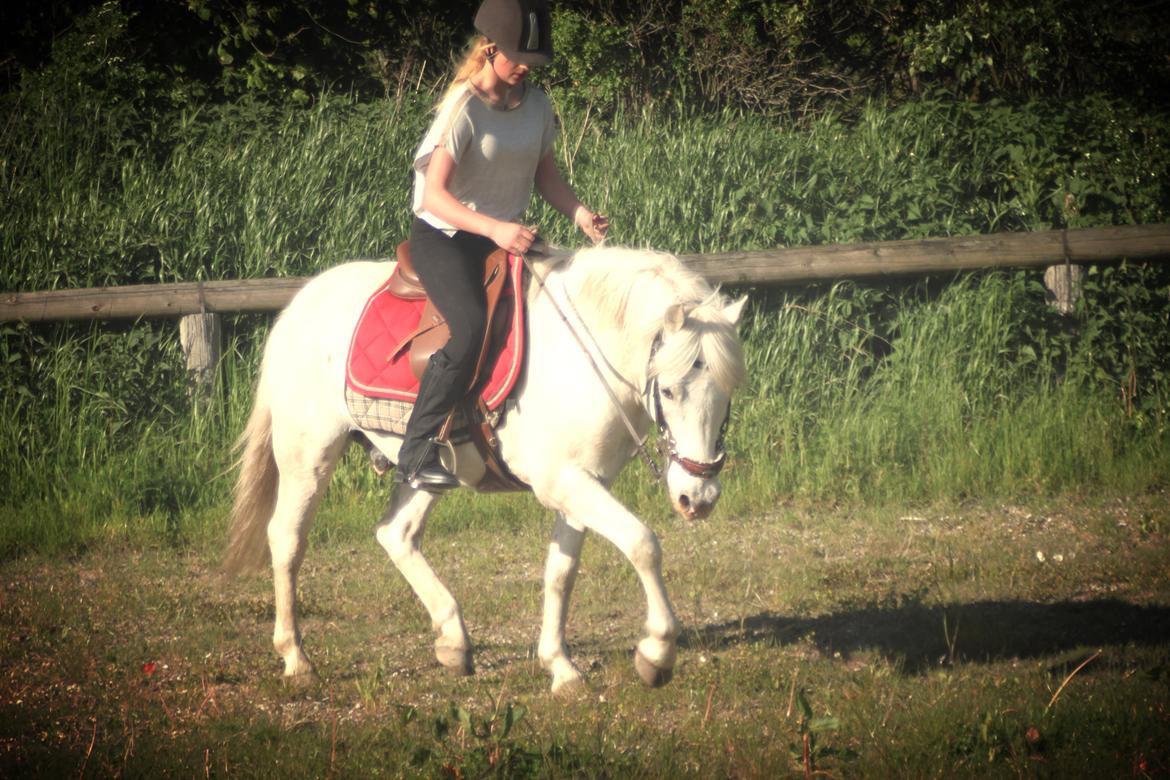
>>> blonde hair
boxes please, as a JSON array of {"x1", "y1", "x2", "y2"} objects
[{"x1": 435, "y1": 35, "x2": 493, "y2": 116}]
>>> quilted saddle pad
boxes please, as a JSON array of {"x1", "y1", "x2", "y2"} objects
[{"x1": 345, "y1": 256, "x2": 526, "y2": 412}]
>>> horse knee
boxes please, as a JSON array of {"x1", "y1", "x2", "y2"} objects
[{"x1": 627, "y1": 528, "x2": 662, "y2": 572}]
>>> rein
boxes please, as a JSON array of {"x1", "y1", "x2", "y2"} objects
[
  {"x1": 521, "y1": 252, "x2": 728, "y2": 484},
  {"x1": 522, "y1": 253, "x2": 663, "y2": 481}
]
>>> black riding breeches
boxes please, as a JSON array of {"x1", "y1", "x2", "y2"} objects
[{"x1": 397, "y1": 217, "x2": 495, "y2": 473}]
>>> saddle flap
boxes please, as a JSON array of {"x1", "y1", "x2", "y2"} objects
[{"x1": 387, "y1": 241, "x2": 427, "y2": 300}]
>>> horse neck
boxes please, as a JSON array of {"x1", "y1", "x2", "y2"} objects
[{"x1": 540, "y1": 257, "x2": 660, "y2": 395}]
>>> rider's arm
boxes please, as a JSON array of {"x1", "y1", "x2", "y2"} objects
[
  {"x1": 422, "y1": 146, "x2": 534, "y2": 254},
  {"x1": 535, "y1": 151, "x2": 608, "y2": 244},
  {"x1": 533, "y1": 150, "x2": 584, "y2": 221}
]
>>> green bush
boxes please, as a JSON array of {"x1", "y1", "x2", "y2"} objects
[{"x1": 9, "y1": 1, "x2": 1165, "y2": 116}]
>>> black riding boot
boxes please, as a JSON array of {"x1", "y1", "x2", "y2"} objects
[{"x1": 395, "y1": 350, "x2": 468, "y2": 490}]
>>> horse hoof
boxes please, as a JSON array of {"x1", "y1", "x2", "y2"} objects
[
  {"x1": 634, "y1": 650, "x2": 674, "y2": 688},
  {"x1": 282, "y1": 669, "x2": 320, "y2": 689},
  {"x1": 551, "y1": 673, "x2": 587, "y2": 697},
  {"x1": 369, "y1": 450, "x2": 392, "y2": 477},
  {"x1": 436, "y1": 646, "x2": 474, "y2": 676}
]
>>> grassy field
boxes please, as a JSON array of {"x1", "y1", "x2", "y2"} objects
[
  {"x1": 3, "y1": 90, "x2": 1169, "y2": 542},
  {"x1": 1, "y1": 487, "x2": 1167, "y2": 778},
  {"x1": 3, "y1": 75, "x2": 1169, "y2": 778}
]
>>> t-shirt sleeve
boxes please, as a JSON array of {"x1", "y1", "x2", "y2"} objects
[
  {"x1": 413, "y1": 91, "x2": 472, "y2": 174},
  {"x1": 443, "y1": 106, "x2": 474, "y2": 163},
  {"x1": 540, "y1": 96, "x2": 558, "y2": 156}
]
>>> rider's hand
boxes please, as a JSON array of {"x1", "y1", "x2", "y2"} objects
[
  {"x1": 490, "y1": 221, "x2": 537, "y2": 255},
  {"x1": 574, "y1": 206, "x2": 609, "y2": 245}
]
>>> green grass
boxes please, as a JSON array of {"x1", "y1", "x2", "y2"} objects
[
  {"x1": 1, "y1": 88, "x2": 1168, "y2": 553},
  {"x1": 1, "y1": 266, "x2": 1168, "y2": 556},
  {"x1": 727, "y1": 271, "x2": 1170, "y2": 507}
]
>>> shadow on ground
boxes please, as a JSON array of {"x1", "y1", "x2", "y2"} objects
[{"x1": 684, "y1": 599, "x2": 1170, "y2": 672}]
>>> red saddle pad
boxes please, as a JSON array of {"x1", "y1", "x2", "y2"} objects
[{"x1": 345, "y1": 256, "x2": 525, "y2": 411}]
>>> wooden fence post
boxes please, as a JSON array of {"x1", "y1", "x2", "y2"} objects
[
  {"x1": 1043, "y1": 263, "x2": 1084, "y2": 315},
  {"x1": 179, "y1": 312, "x2": 221, "y2": 405}
]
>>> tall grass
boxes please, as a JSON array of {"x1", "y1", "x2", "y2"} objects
[
  {"x1": 727, "y1": 271, "x2": 1169, "y2": 511},
  {"x1": 1, "y1": 89, "x2": 1168, "y2": 554},
  {"x1": 2, "y1": 97, "x2": 430, "y2": 290}
]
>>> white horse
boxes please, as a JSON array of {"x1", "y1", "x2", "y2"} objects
[{"x1": 224, "y1": 245, "x2": 747, "y2": 693}]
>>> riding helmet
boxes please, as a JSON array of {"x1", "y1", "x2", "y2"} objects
[{"x1": 474, "y1": 0, "x2": 554, "y2": 66}]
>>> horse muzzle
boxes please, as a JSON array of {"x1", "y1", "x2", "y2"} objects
[{"x1": 669, "y1": 466, "x2": 722, "y2": 520}]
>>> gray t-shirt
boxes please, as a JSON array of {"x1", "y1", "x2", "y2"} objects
[{"x1": 412, "y1": 83, "x2": 557, "y2": 234}]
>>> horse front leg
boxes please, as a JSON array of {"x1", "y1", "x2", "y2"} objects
[
  {"x1": 538, "y1": 512, "x2": 586, "y2": 693},
  {"x1": 544, "y1": 468, "x2": 680, "y2": 688},
  {"x1": 375, "y1": 485, "x2": 473, "y2": 675}
]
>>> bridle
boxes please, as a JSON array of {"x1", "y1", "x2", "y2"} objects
[
  {"x1": 523, "y1": 251, "x2": 730, "y2": 485},
  {"x1": 644, "y1": 337, "x2": 731, "y2": 482},
  {"x1": 648, "y1": 383, "x2": 729, "y2": 480}
]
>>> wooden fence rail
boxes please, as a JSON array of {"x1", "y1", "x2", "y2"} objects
[{"x1": 3, "y1": 224, "x2": 1170, "y2": 323}]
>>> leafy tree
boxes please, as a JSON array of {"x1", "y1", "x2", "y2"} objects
[{"x1": 3, "y1": 0, "x2": 1168, "y2": 113}]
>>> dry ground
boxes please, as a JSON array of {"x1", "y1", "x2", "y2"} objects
[{"x1": 1, "y1": 491, "x2": 1168, "y2": 777}]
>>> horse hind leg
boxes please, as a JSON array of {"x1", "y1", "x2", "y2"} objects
[
  {"x1": 538, "y1": 512, "x2": 587, "y2": 694},
  {"x1": 351, "y1": 431, "x2": 392, "y2": 477},
  {"x1": 375, "y1": 486, "x2": 473, "y2": 675},
  {"x1": 268, "y1": 432, "x2": 347, "y2": 681}
]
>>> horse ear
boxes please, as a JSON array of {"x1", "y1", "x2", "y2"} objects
[
  {"x1": 664, "y1": 303, "x2": 687, "y2": 333},
  {"x1": 722, "y1": 295, "x2": 748, "y2": 324}
]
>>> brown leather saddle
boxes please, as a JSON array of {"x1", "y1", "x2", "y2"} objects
[{"x1": 387, "y1": 241, "x2": 527, "y2": 492}]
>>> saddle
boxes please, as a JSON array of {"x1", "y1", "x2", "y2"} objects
[
  {"x1": 387, "y1": 241, "x2": 511, "y2": 388},
  {"x1": 377, "y1": 241, "x2": 527, "y2": 492}
]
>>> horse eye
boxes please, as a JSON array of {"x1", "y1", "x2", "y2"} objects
[
  {"x1": 662, "y1": 388, "x2": 675, "y2": 400},
  {"x1": 692, "y1": 359, "x2": 705, "y2": 370}
]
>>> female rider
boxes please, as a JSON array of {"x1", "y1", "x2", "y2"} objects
[{"x1": 397, "y1": 0, "x2": 609, "y2": 489}]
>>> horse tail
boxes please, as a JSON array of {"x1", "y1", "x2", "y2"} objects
[{"x1": 223, "y1": 376, "x2": 278, "y2": 577}]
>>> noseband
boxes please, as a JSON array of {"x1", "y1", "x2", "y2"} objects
[{"x1": 648, "y1": 380, "x2": 729, "y2": 480}]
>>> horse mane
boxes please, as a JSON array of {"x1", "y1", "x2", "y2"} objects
[{"x1": 547, "y1": 245, "x2": 745, "y2": 393}]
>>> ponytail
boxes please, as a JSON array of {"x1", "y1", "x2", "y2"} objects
[{"x1": 435, "y1": 35, "x2": 492, "y2": 116}]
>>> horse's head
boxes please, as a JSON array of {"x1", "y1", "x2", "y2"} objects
[{"x1": 650, "y1": 293, "x2": 747, "y2": 520}]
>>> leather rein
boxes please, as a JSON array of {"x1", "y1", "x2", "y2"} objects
[{"x1": 522, "y1": 253, "x2": 729, "y2": 484}]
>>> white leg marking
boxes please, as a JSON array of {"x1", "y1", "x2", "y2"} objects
[
  {"x1": 538, "y1": 512, "x2": 586, "y2": 693},
  {"x1": 375, "y1": 486, "x2": 472, "y2": 674}
]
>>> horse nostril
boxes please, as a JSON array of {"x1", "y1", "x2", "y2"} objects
[{"x1": 678, "y1": 494, "x2": 691, "y2": 511}]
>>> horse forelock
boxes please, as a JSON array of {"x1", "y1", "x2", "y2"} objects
[
  {"x1": 651, "y1": 292, "x2": 746, "y2": 395},
  {"x1": 552, "y1": 247, "x2": 744, "y2": 393}
]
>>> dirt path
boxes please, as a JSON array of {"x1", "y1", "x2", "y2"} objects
[{"x1": 2, "y1": 493, "x2": 1168, "y2": 777}]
